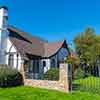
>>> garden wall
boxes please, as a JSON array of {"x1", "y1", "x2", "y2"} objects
[{"x1": 21, "y1": 63, "x2": 71, "y2": 92}]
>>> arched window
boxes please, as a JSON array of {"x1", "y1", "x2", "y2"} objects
[
  {"x1": 43, "y1": 61, "x2": 46, "y2": 67},
  {"x1": 8, "y1": 54, "x2": 14, "y2": 67}
]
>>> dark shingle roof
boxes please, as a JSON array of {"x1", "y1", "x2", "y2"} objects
[
  {"x1": 8, "y1": 26, "x2": 67, "y2": 58},
  {"x1": 44, "y1": 41, "x2": 64, "y2": 57}
]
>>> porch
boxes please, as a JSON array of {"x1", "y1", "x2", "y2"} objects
[{"x1": 24, "y1": 58, "x2": 43, "y2": 80}]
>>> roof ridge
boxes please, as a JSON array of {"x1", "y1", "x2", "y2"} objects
[
  {"x1": 8, "y1": 25, "x2": 48, "y2": 43},
  {"x1": 47, "y1": 40, "x2": 65, "y2": 44}
]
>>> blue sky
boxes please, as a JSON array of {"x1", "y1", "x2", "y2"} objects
[{"x1": 0, "y1": 0, "x2": 100, "y2": 47}]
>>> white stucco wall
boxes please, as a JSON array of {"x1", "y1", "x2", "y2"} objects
[
  {"x1": 0, "y1": 7, "x2": 22, "y2": 70},
  {"x1": 41, "y1": 59, "x2": 51, "y2": 73},
  {"x1": 6, "y1": 38, "x2": 22, "y2": 70}
]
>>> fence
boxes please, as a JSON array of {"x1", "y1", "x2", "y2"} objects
[
  {"x1": 72, "y1": 66, "x2": 100, "y2": 94},
  {"x1": 21, "y1": 63, "x2": 72, "y2": 92}
]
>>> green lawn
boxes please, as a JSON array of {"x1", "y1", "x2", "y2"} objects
[
  {"x1": 0, "y1": 77, "x2": 100, "y2": 100},
  {"x1": 0, "y1": 86, "x2": 100, "y2": 100},
  {"x1": 73, "y1": 76, "x2": 100, "y2": 94}
]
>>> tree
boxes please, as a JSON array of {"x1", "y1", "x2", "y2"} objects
[
  {"x1": 74, "y1": 27, "x2": 100, "y2": 76},
  {"x1": 64, "y1": 52, "x2": 80, "y2": 79}
]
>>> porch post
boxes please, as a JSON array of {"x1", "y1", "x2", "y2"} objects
[
  {"x1": 20, "y1": 60, "x2": 27, "y2": 81},
  {"x1": 59, "y1": 63, "x2": 72, "y2": 92}
]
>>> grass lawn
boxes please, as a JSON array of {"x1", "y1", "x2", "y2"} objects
[
  {"x1": 0, "y1": 86, "x2": 100, "y2": 100},
  {"x1": 0, "y1": 77, "x2": 100, "y2": 100},
  {"x1": 73, "y1": 76, "x2": 100, "y2": 94}
]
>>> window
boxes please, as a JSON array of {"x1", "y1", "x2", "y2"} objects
[
  {"x1": 8, "y1": 54, "x2": 14, "y2": 67},
  {"x1": 29, "y1": 60, "x2": 33, "y2": 73},
  {"x1": 43, "y1": 61, "x2": 46, "y2": 67},
  {"x1": 51, "y1": 59, "x2": 55, "y2": 68},
  {"x1": 36, "y1": 60, "x2": 39, "y2": 73},
  {"x1": 33, "y1": 60, "x2": 39, "y2": 73}
]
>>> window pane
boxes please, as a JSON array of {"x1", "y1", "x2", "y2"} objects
[
  {"x1": 8, "y1": 54, "x2": 14, "y2": 67},
  {"x1": 36, "y1": 60, "x2": 39, "y2": 73},
  {"x1": 43, "y1": 61, "x2": 46, "y2": 67}
]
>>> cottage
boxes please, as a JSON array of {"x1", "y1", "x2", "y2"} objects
[{"x1": 0, "y1": 6, "x2": 70, "y2": 79}]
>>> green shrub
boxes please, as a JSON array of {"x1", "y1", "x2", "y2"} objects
[
  {"x1": 74, "y1": 67, "x2": 85, "y2": 79},
  {"x1": 44, "y1": 68, "x2": 59, "y2": 81},
  {"x1": 0, "y1": 65, "x2": 23, "y2": 87}
]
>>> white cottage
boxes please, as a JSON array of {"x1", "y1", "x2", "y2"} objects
[{"x1": 0, "y1": 6, "x2": 70, "y2": 79}]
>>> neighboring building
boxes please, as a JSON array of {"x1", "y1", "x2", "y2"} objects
[{"x1": 0, "y1": 6, "x2": 70, "y2": 79}]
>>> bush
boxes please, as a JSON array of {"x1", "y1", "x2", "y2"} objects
[
  {"x1": 44, "y1": 68, "x2": 59, "y2": 81},
  {"x1": 74, "y1": 67, "x2": 85, "y2": 79},
  {"x1": 0, "y1": 65, "x2": 23, "y2": 87}
]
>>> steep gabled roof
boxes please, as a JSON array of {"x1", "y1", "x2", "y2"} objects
[
  {"x1": 44, "y1": 41, "x2": 65, "y2": 57},
  {"x1": 8, "y1": 26, "x2": 46, "y2": 57},
  {"x1": 8, "y1": 26, "x2": 69, "y2": 58}
]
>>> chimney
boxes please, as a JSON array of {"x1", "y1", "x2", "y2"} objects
[{"x1": 0, "y1": 6, "x2": 8, "y2": 64}]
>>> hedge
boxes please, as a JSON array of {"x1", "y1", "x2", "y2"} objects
[
  {"x1": 0, "y1": 65, "x2": 23, "y2": 87},
  {"x1": 44, "y1": 68, "x2": 59, "y2": 81}
]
